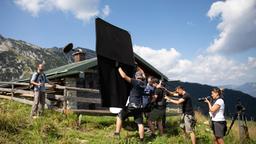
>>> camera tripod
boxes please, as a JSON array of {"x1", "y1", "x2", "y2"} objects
[{"x1": 226, "y1": 105, "x2": 249, "y2": 143}]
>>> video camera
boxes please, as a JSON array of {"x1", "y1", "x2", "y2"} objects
[
  {"x1": 198, "y1": 96, "x2": 211, "y2": 102},
  {"x1": 236, "y1": 101, "x2": 246, "y2": 113}
]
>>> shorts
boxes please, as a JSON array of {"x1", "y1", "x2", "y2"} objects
[
  {"x1": 118, "y1": 108, "x2": 143, "y2": 124},
  {"x1": 212, "y1": 121, "x2": 227, "y2": 138},
  {"x1": 148, "y1": 108, "x2": 165, "y2": 121},
  {"x1": 180, "y1": 114, "x2": 196, "y2": 133}
]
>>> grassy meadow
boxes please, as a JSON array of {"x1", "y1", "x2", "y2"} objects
[{"x1": 0, "y1": 99, "x2": 256, "y2": 144}]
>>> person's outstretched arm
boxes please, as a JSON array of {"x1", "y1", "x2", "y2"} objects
[
  {"x1": 118, "y1": 67, "x2": 131, "y2": 83},
  {"x1": 165, "y1": 96, "x2": 184, "y2": 105}
]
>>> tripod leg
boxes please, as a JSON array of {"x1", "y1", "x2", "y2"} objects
[{"x1": 226, "y1": 114, "x2": 237, "y2": 136}]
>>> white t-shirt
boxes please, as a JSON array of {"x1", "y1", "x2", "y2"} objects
[{"x1": 210, "y1": 99, "x2": 225, "y2": 121}]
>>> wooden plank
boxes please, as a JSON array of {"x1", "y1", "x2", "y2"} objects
[
  {"x1": 0, "y1": 87, "x2": 12, "y2": 92},
  {"x1": 70, "y1": 109, "x2": 114, "y2": 116},
  {"x1": 14, "y1": 89, "x2": 34, "y2": 95},
  {"x1": 56, "y1": 85, "x2": 99, "y2": 93},
  {"x1": 0, "y1": 82, "x2": 100, "y2": 93},
  {"x1": 0, "y1": 88, "x2": 34, "y2": 95},
  {"x1": 67, "y1": 97, "x2": 101, "y2": 104},
  {"x1": 12, "y1": 97, "x2": 33, "y2": 105},
  {"x1": 46, "y1": 94, "x2": 101, "y2": 104},
  {"x1": 0, "y1": 82, "x2": 29, "y2": 86},
  {"x1": 18, "y1": 93, "x2": 34, "y2": 97},
  {"x1": 11, "y1": 84, "x2": 14, "y2": 100},
  {"x1": 0, "y1": 95, "x2": 12, "y2": 100},
  {"x1": 0, "y1": 95, "x2": 33, "y2": 105},
  {"x1": 63, "y1": 88, "x2": 67, "y2": 112},
  {"x1": 0, "y1": 90, "x2": 100, "y2": 103}
]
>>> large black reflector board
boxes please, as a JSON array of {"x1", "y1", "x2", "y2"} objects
[{"x1": 96, "y1": 18, "x2": 135, "y2": 107}]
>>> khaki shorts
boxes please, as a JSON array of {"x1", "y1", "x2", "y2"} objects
[{"x1": 180, "y1": 114, "x2": 196, "y2": 133}]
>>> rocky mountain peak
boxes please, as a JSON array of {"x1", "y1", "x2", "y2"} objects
[{"x1": 0, "y1": 34, "x2": 96, "y2": 81}]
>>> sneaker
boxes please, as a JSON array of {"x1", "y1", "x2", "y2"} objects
[
  {"x1": 32, "y1": 116, "x2": 38, "y2": 119},
  {"x1": 113, "y1": 132, "x2": 120, "y2": 138},
  {"x1": 144, "y1": 127, "x2": 150, "y2": 132}
]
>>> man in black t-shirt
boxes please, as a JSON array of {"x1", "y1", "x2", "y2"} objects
[
  {"x1": 165, "y1": 86, "x2": 196, "y2": 144},
  {"x1": 114, "y1": 67, "x2": 146, "y2": 141}
]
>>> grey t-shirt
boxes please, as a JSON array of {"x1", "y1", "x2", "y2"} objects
[
  {"x1": 129, "y1": 79, "x2": 146, "y2": 106},
  {"x1": 30, "y1": 72, "x2": 49, "y2": 91}
]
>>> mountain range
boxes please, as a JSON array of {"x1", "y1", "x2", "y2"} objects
[
  {"x1": 167, "y1": 81, "x2": 256, "y2": 119},
  {"x1": 221, "y1": 82, "x2": 256, "y2": 97},
  {"x1": 0, "y1": 34, "x2": 95, "y2": 81},
  {"x1": 0, "y1": 34, "x2": 256, "y2": 119}
]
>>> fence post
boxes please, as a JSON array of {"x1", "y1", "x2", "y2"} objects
[
  {"x1": 11, "y1": 84, "x2": 14, "y2": 100},
  {"x1": 63, "y1": 88, "x2": 67, "y2": 115}
]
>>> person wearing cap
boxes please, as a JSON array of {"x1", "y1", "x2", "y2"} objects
[
  {"x1": 114, "y1": 67, "x2": 146, "y2": 141},
  {"x1": 165, "y1": 86, "x2": 196, "y2": 144}
]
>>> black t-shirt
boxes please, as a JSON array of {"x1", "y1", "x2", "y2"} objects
[
  {"x1": 129, "y1": 79, "x2": 146, "y2": 105},
  {"x1": 181, "y1": 92, "x2": 194, "y2": 115},
  {"x1": 153, "y1": 88, "x2": 166, "y2": 109}
]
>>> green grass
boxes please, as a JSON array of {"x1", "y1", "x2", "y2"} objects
[{"x1": 0, "y1": 99, "x2": 256, "y2": 144}]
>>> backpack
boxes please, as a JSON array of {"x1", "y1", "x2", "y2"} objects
[{"x1": 29, "y1": 72, "x2": 40, "y2": 90}]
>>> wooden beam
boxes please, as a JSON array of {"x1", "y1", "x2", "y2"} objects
[
  {"x1": 0, "y1": 87, "x2": 12, "y2": 92},
  {"x1": 0, "y1": 95, "x2": 11, "y2": 100},
  {"x1": 68, "y1": 97, "x2": 101, "y2": 104},
  {"x1": 0, "y1": 82, "x2": 29, "y2": 86},
  {"x1": 11, "y1": 84, "x2": 14, "y2": 100},
  {"x1": 18, "y1": 93, "x2": 34, "y2": 97},
  {"x1": 47, "y1": 94, "x2": 101, "y2": 103},
  {"x1": 0, "y1": 82, "x2": 100, "y2": 93},
  {"x1": 0, "y1": 95, "x2": 33, "y2": 105},
  {"x1": 70, "y1": 109, "x2": 114, "y2": 116},
  {"x1": 55, "y1": 85, "x2": 99, "y2": 93},
  {"x1": 15, "y1": 89, "x2": 34, "y2": 95}
]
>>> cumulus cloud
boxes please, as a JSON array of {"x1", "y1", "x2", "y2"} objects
[
  {"x1": 134, "y1": 45, "x2": 180, "y2": 72},
  {"x1": 134, "y1": 45, "x2": 256, "y2": 85},
  {"x1": 207, "y1": 0, "x2": 256, "y2": 53},
  {"x1": 170, "y1": 55, "x2": 250, "y2": 85},
  {"x1": 14, "y1": 0, "x2": 110, "y2": 23}
]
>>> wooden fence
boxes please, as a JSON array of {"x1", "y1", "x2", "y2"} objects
[{"x1": 0, "y1": 81, "x2": 113, "y2": 116}]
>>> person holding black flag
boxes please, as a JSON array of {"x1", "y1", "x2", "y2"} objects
[
  {"x1": 204, "y1": 88, "x2": 226, "y2": 144},
  {"x1": 114, "y1": 67, "x2": 146, "y2": 141},
  {"x1": 147, "y1": 80, "x2": 166, "y2": 137}
]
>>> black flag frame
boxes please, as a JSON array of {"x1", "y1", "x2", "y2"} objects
[{"x1": 96, "y1": 18, "x2": 135, "y2": 108}]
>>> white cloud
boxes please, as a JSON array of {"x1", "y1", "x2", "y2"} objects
[
  {"x1": 102, "y1": 5, "x2": 110, "y2": 18},
  {"x1": 134, "y1": 45, "x2": 256, "y2": 85},
  {"x1": 248, "y1": 57, "x2": 256, "y2": 68},
  {"x1": 14, "y1": 0, "x2": 110, "y2": 23},
  {"x1": 134, "y1": 45, "x2": 180, "y2": 73},
  {"x1": 207, "y1": 0, "x2": 256, "y2": 53},
  {"x1": 14, "y1": 0, "x2": 48, "y2": 16}
]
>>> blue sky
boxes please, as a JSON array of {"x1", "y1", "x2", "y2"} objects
[{"x1": 0, "y1": 0, "x2": 256, "y2": 85}]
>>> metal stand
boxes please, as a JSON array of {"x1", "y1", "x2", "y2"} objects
[{"x1": 226, "y1": 110, "x2": 249, "y2": 143}]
